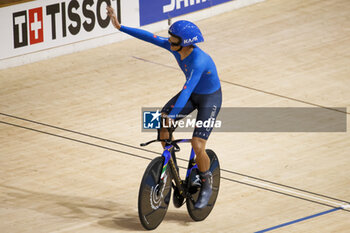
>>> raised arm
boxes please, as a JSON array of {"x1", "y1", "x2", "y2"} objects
[{"x1": 106, "y1": 6, "x2": 170, "y2": 49}]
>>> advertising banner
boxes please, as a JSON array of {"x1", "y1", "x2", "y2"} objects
[
  {"x1": 139, "y1": 0, "x2": 232, "y2": 26},
  {"x1": 0, "y1": 0, "x2": 121, "y2": 60}
]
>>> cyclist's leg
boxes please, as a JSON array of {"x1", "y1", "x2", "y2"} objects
[
  {"x1": 191, "y1": 88, "x2": 222, "y2": 208},
  {"x1": 191, "y1": 137, "x2": 210, "y2": 172},
  {"x1": 191, "y1": 88, "x2": 222, "y2": 169}
]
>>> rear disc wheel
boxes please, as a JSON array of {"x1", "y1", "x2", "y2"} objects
[{"x1": 186, "y1": 149, "x2": 220, "y2": 221}]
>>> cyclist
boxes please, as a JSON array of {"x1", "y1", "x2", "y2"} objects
[{"x1": 107, "y1": 6, "x2": 222, "y2": 209}]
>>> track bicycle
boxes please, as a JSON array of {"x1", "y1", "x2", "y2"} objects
[{"x1": 138, "y1": 128, "x2": 220, "y2": 230}]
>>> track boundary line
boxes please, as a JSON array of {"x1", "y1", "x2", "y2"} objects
[{"x1": 1, "y1": 119, "x2": 350, "y2": 211}]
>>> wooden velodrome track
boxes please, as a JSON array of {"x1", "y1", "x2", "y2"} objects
[{"x1": 1, "y1": 0, "x2": 349, "y2": 232}]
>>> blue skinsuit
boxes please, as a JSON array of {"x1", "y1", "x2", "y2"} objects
[{"x1": 120, "y1": 25, "x2": 222, "y2": 139}]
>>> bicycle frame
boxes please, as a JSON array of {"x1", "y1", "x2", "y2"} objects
[{"x1": 160, "y1": 139, "x2": 199, "y2": 199}]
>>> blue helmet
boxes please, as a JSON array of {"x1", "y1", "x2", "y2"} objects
[{"x1": 168, "y1": 20, "x2": 204, "y2": 47}]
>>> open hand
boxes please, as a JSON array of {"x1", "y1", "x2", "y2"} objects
[{"x1": 106, "y1": 5, "x2": 121, "y2": 29}]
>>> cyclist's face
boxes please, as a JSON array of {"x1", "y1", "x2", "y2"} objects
[{"x1": 168, "y1": 36, "x2": 181, "y2": 51}]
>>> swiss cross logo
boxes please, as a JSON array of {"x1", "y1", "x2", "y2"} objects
[
  {"x1": 13, "y1": 7, "x2": 44, "y2": 48},
  {"x1": 28, "y1": 7, "x2": 44, "y2": 45}
]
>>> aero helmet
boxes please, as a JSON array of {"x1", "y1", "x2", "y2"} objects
[{"x1": 168, "y1": 20, "x2": 204, "y2": 47}]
